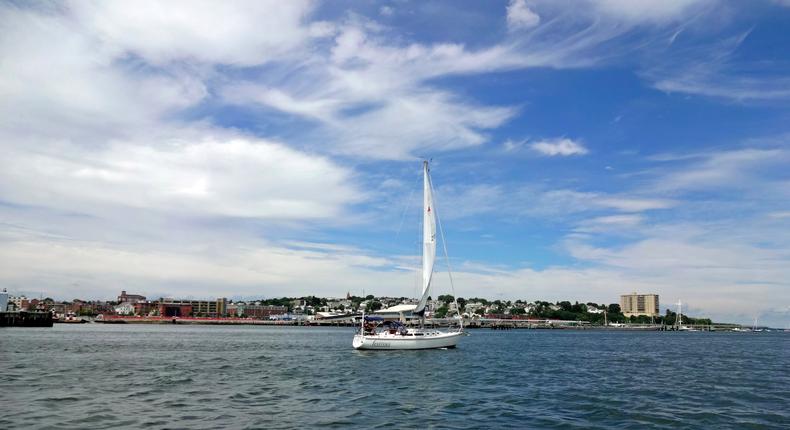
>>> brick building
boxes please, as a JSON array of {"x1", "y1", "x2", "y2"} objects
[
  {"x1": 229, "y1": 304, "x2": 287, "y2": 319},
  {"x1": 159, "y1": 298, "x2": 227, "y2": 317}
]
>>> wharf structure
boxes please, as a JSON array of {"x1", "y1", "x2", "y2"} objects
[{"x1": 1, "y1": 311, "x2": 54, "y2": 327}]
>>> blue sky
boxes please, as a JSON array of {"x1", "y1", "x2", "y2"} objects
[{"x1": 1, "y1": 0, "x2": 789, "y2": 326}]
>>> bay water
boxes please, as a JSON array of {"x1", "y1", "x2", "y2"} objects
[{"x1": 1, "y1": 325, "x2": 788, "y2": 429}]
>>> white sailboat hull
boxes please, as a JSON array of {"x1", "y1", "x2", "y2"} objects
[{"x1": 352, "y1": 330, "x2": 464, "y2": 350}]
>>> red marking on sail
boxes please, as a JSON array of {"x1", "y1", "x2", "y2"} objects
[{"x1": 427, "y1": 206, "x2": 431, "y2": 212}]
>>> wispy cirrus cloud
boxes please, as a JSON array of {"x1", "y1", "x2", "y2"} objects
[
  {"x1": 588, "y1": 0, "x2": 715, "y2": 24},
  {"x1": 221, "y1": 20, "x2": 524, "y2": 159},
  {"x1": 574, "y1": 214, "x2": 645, "y2": 233},
  {"x1": 652, "y1": 147, "x2": 790, "y2": 192},
  {"x1": 434, "y1": 185, "x2": 676, "y2": 221},
  {"x1": 644, "y1": 29, "x2": 790, "y2": 102}
]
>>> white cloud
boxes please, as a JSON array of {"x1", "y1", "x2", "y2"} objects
[
  {"x1": 507, "y1": 0, "x2": 541, "y2": 31},
  {"x1": 69, "y1": 0, "x2": 320, "y2": 66},
  {"x1": 0, "y1": 235, "x2": 411, "y2": 300},
  {"x1": 222, "y1": 23, "x2": 521, "y2": 159},
  {"x1": 334, "y1": 93, "x2": 515, "y2": 159},
  {"x1": 0, "y1": 128, "x2": 362, "y2": 220},
  {"x1": 0, "y1": 5, "x2": 207, "y2": 140},
  {"x1": 529, "y1": 138, "x2": 589, "y2": 156},
  {"x1": 561, "y1": 222, "x2": 790, "y2": 321}
]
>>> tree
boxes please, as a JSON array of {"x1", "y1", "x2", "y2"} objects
[
  {"x1": 438, "y1": 294, "x2": 454, "y2": 304},
  {"x1": 607, "y1": 303, "x2": 621, "y2": 314},
  {"x1": 434, "y1": 306, "x2": 449, "y2": 318}
]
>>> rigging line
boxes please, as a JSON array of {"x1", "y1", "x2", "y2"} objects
[
  {"x1": 416, "y1": 173, "x2": 424, "y2": 303},
  {"x1": 429, "y1": 175, "x2": 463, "y2": 330},
  {"x1": 394, "y1": 173, "x2": 421, "y2": 240},
  {"x1": 395, "y1": 172, "x2": 421, "y2": 301}
]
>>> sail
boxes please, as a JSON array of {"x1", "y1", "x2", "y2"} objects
[{"x1": 414, "y1": 161, "x2": 436, "y2": 314}]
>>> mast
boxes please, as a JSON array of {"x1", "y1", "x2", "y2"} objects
[
  {"x1": 414, "y1": 161, "x2": 436, "y2": 315},
  {"x1": 676, "y1": 300, "x2": 682, "y2": 329}
]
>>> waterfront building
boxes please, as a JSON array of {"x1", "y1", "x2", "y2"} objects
[
  {"x1": 9, "y1": 295, "x2": 29, "y2": 311},
  {"x1": 159, "y1": 303, "x2": 192, "y2": 317},
  {"x1": 586, "y1": 305, "x2": 605, "y2": 314},
  {"x1": 49, "y1": 303, "x2": 67, "y2": 317},
  {"x1": 133, "y1": 301, "x2": 156, "y2": 316},
  {"x1": 114, "y1": 302, "x2": 135, "y2": 315},
  {"x1": 326, "y1": 298, "x2": 352, "y2": 310},
  {"x1": 464, "y1": 302, "x2": 485, "y2": 315},
  {"x1": 0, "y1": 289, "x2": 8, "y2": 311},
  {"x1": 620, "y1": 293, "x2": 659, "y2": 317},
  {"x1": 117, "y1": 290, "x2": 146, "y2": 304},
  {"x1": 159, "y1": 298, "x2": 227, "y2": 317},
  {"x1": 230, "y1": 303, "x2": 287, "y2": 319}
]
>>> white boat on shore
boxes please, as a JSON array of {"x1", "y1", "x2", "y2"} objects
[{"x1": 353, "y1": 161, "x2": 465, "y2": 350}]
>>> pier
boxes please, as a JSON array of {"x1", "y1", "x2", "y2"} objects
[{"x1": 0, "y1": 311, "x2": 54, "y2": 327}]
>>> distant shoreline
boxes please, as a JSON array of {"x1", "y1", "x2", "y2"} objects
[{"x1": 78, "y1": 316, "x2": 782, "y2": 331}]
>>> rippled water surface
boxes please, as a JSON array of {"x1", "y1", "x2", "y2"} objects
[{"x1": 1, "y1": 325, "x2": 788, "y2": 429}]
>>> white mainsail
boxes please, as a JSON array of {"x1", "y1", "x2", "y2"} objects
[{"x1": 414, "y1": 161, "x2": 436, "y2": 314}]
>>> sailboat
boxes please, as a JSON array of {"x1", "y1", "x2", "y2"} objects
[{"x1": 352, "y1": 161, "x2": 466, "y2": 350}]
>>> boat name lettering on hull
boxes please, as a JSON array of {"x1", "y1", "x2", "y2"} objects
[{"x1": 372, "y1": 342, "x2": 391, "y2": 347}]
